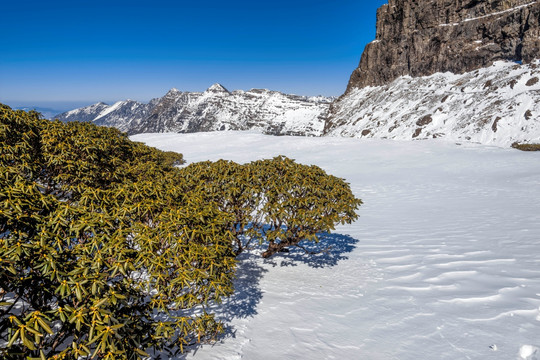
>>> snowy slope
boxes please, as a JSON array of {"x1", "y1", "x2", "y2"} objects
[
  {"x1": 326, "y1": 60, "x2": 540, "y2": 147},
  {"x1": 92, "y1": 99, "x2": 158, "y2": 132},
  {"x1": 58, "y1": 102, "x2": 110, "y2": 123},
  {"x1": 132, "y1": 132, "x2": 540, "y2": 360}
]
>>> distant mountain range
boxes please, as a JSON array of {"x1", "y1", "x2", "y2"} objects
[
  {"x1": 54, "y1": 84, "x2": 333, "y2": 136},
  {"x1": 16, "y1": 107, "x2": 62, "y2": 120}
]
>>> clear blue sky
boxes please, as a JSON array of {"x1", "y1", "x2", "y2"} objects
[{"x1": 1, "y1": 0, "x2": 387, "y2": 111}]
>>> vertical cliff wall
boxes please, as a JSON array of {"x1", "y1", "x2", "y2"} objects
[{"x1": 347, "y1": 0, "x2": 540, "y2": 92}]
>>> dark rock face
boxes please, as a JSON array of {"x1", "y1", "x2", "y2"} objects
[{"x1": 346, "y1": 0, "x2": 540, "y2": 91}]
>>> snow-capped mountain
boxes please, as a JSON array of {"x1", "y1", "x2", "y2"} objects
[
  {"x1": 54, "y1": 85, "x2": 333, "y2": 136},
  {"x1": 56, "y1": 102, "x2": 109, "y2": 123},
  {"x1": 55, "y1": 99, "x2": 160, "y2": 133},
  {"x1": 54, "y1": 66, "x2": 540, "y2": 146},
  {"x1": 324, "y1": 60, "x2": 540, "y2": 147}
]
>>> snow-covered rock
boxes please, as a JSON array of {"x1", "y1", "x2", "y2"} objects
[
  {"x1": 60, "y1": 102, "x2": 110, "y2": 123},
  {"x1": 325, "y1": 60, "x2": 540, "y2": 147},
  {"x1": 134, "y1": 85, "x2": 331, "y2": 136},
  {"x1": 54, "y1": 99, "x2": 159, "y2": 133}
]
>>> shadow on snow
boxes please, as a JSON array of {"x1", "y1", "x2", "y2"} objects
[
  {"x1": 215, "y1": 232, "x2": 358, "y2": 331},
  {"x1": 263, "y1": 232, "x2": 360, "y2": 269},
  {"x1": 182, "y1": 232, "x2": 359, "y2": 358}
]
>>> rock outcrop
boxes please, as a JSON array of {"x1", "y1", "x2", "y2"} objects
[{"x1": 347, "y1": 0, "x2": 540, "y2": 91}]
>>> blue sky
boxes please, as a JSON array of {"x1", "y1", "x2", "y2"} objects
[{"x1": 1, "y1": 0, "x2": 387, "y2": 111}]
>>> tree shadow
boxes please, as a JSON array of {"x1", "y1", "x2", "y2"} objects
[
  {"x1": 179, "y1": 251, "x2": 268, "y2": 358},
  {"x1": 181, "y1": 232, "x2": 359, "y2": 357},
  {"x1": 205, "y1": 233, "x2": 359, "y2": 335},
  {"x1": 263, "y1": 232, "x2": 360, "y2": 269},
  {"x1": 219, "y1": 251, "x2": 268, "y2": 321}
]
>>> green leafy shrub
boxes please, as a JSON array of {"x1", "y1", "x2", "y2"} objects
[
  {"x1": 180, "y1": 156, "x2": 362, "y2": 258},
  {"x1": 1, "y1": 103, "x2": 362, "y2": 358},
  {"x1": 250, "y1": 156, "x2": 362, "y2": 258},
  {"x1": 181, "y1": 160, "x2": 261, "y2": 256},
  {"x1": 0, "y1": 105, "x2": 235, "y2": 359}
]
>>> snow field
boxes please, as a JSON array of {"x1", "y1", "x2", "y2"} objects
[{"x1": 132, "y1": 132, "x2": 540, "y2": 359}]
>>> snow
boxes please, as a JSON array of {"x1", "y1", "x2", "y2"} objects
[
  {"x1": 520, "y1": 345, "x2": 540, "y2": 359},
  {"x1": 93, "y1": 100, "x2": 125, "y2": 121},
  {"x1": 131, "y1": 131, "x2": 540, "y2": 360}
]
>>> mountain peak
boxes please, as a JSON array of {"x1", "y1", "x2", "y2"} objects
[
  {"x1": 206, "y1": 83, "x2": 230, "y2": 93},
  {"x1": 165, "y1": 88, "x2": 182, "y2": 96}
]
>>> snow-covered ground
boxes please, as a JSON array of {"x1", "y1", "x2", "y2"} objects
[{"x1": 133, "y1": 132, "x2": 540, "y2": 360}]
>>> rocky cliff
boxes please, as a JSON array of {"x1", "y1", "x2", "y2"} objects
[{"x1": 347, "y1": 0, "x2": 540, "y2": 91}]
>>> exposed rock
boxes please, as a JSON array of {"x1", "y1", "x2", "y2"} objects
[
  {"x1": 492, "y1": 116, "x2": 501, "y2": 132},
  {"x1": 526, "y1": 76, "x2": 539, "y2": 85},
  {"x1": 346, "y1": 0, "x2": 540, "y2": 92},
  {"x1": 416, "y1": 114, "x2": 433, "y2": 126},
  {"x1": 361, "y1": 129, "x2": 372, "y2": 136}
]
